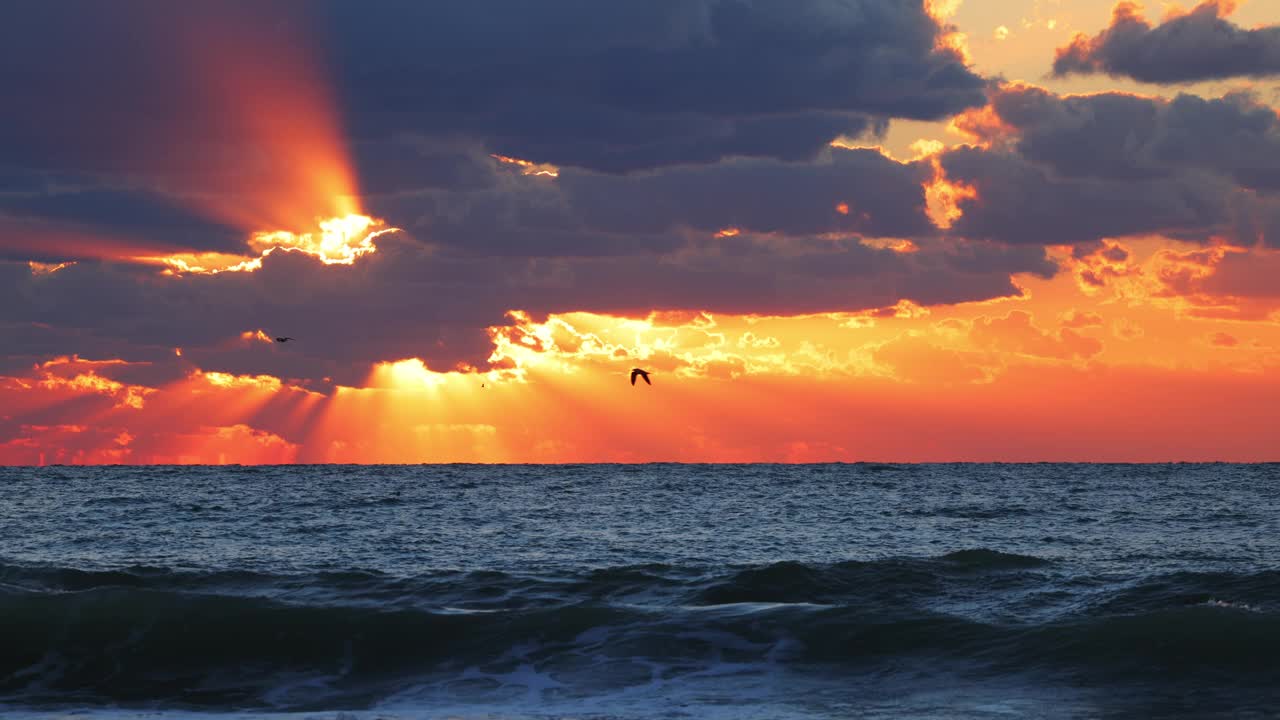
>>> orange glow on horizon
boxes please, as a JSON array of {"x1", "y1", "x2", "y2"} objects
[{"x1": 4, "y1": 252, "x2": 1280, "y2": 465}]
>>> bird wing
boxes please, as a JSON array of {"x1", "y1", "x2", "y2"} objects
[
  {"x1": 630, "y1": 369, "x2": 639, "y2": 385},
  {"x1": 641, "y1": 372, "x2": 651, "y2": 385}
]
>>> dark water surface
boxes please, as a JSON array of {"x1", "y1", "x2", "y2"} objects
[{"x1": 1, "y1": 463, "x2": 1278, "y2": 719}]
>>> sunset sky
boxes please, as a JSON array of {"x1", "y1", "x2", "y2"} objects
[{"x1": 2, "y1": 0, "x2": 1279, "y2": 463}]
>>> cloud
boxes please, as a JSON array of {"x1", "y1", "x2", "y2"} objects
[
  {"x1": 970, "y1": 311, "x2": 1104, "y2": 360},
  {"x1": 1151, "y1": 245, "x2": 1280, "y2": 319},
  {"x1": 0, "y1": 420, "x2": 299, "y2": 465},
  {"x1": 0, "y1": 189, "x2": 244, "y2": 257},
  {"x1": 940, "y1": 84, "x2": 1280, "y2": 247},
  {"x1": 1061, "y1": 310, "x2": 1104, "y2": 329},
  {"x1": 366, "y1": 147, "x2": 938, "y2": 258},
  {"x1": 973, "y1": 84, "x2": 1280, "y2": 192},
  {"x1": 0, "y1": 225, "x2": 1057, "y2": 382},
  {"x1": 9, "y1": 5, "x2": 1279, "y2": 390},
  {"x1": 939, "y1": 145, "x2": 1238, "y2": 245},
  {"x1": 1211, "y1": 331, "x2": 1240, "y2": 347},
  {"x1": 1052, "y1": 1, "x2": 1280, "y2": 83},
  {"x1": 0, "y1": 0, "x2": 985, "y2": 184},
  {"x1": 325, "y1": 0, "x2": 985, "y2": 172}
]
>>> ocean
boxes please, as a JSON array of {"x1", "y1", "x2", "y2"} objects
[{"x1": 1, "y1": 463, "x2": 1277, "y2": 719}]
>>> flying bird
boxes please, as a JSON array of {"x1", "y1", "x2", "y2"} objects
[
  {"x1": 274, "y1": 337, "x2": 294, "y2": 343},
  {"x1": 630, "y1": 368, "x2": 651, "y2": 386}
]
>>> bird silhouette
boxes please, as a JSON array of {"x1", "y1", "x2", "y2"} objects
[
  {"x1": 274, "y1": 337, "x2": 294, "y2": 343},
  {"x1": 630, "y1": 368, "x2": 651, "y2": 386}
]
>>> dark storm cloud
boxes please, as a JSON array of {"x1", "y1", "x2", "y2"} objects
[
  {"x1": 983, "y1": 84, "x2": 1280, "y2": 191},
  {"x1": 0, "y1": 190, "x2": 245, "y2": 256},
  {"x1": 321, "y1": 0, "x2": 983, "y2": 172},
  {"x1": 1052, "y1": 1, "x2": 1280, "y2": 83},
  {"x1": 0, "y1": 0, "x2": 983, "y2": 185},
  {"x1": 365, "y1": 147, "x2": 935, "y2": 257},
  {"x1": 936, "y1": 82, "x2": 1280, "y2": 248},
  {"x1": 940, "y1": 145, "x2": 1240, "y2": 246},
  {"x1": 0, "y1": 0, "x2": 1170, "y2": 385},
  {"x1": 559, "y1": 148, "x2": 934, "y2": 238},
  {"x1": 351, "y1": 139, "x2": 499, "y2": 195}
]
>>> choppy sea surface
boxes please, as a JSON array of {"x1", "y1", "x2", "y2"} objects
[{"x1": 1, "y1": 463, "x2": 1278, "y2": 720}]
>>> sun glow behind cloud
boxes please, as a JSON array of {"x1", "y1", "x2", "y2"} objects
[
  {"x1": 161, "y1": 5, "x2": 362, "y2": 233},
  {"x1": 109, "y1": 5, "x2": 398, "y2": 277},
  {"x1": 5, "y1": 2, "x2": 1280, "y2": 464},
  {"x1": 5, "y1": 242, "x2": 1280, "y2": 464}
]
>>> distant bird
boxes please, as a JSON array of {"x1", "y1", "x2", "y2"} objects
[
  {"x1": 630, "y1": 368, "x2": 651, "y2": 386},
  {"x1": 274, "y1": 337, "x2": 294, "y2": 343}
]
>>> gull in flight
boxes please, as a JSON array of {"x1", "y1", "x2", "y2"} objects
[
  {"x1": 274, "y1": 337, "x2": 294, "y2": 343},
  {"x1": 630, "y1": 368, "x2": 652, "y2": 386}
]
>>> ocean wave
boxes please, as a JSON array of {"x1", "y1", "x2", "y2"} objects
[{"x1": 2, "y1": 555, "x2": 1280, "y2": 709}]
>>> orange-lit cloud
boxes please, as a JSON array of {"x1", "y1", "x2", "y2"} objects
[
  {"x1": 924, "y1": 157, "x2": 980, "y2": 229},
  {"x1": 491, "y1": 154, "x2": 560, "y2": 178},
  {"x1": 28, "y1": 261, "x2": 76, "y2": 276},
  {"x1": 1148, "y1": 244, "x2": 1280, "y2": 320},
  {"x1": 948, "y1": 103, "x2": 1015, "y2": 148},
  {"x1": 1052, "y1": 0, "x2": 1276, "y2": 83},
  {"x1": 5, "y1": 2, "x2": 1280, "y2": 465},
  {"x1": 971, "y1": 310, "x2": 1104, "y2": 360},
  {"x1": 142, "y1": 215, "x2": 399, "y2": 275},
  {"x1": 925, "y1": 0, "x2": 972, "y2": 63},
  {"x1": 860, "y1": 238, "x2": 920, "y2": 254},
  {"x1": 5, "y1": 264, "x2": 1280, "y2": 463}
]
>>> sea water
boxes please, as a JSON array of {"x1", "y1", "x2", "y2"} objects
[{"x1": 1, "y1": 463, "x2": 1278, "y2": 719}]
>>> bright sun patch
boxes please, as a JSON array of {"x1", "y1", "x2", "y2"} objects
[
  {"x1": 248, "y1": 214, "x2": 397, "y2": 266},
  {"x1": 150, "y1": 214, "x2": 399, "y2": 275}
]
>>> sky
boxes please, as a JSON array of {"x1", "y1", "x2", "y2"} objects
[{"x1": 2, "y1": 0, "x2": 1279, "y2": 464}]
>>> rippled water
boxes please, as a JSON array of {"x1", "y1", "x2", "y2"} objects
[{"x1": 1, "y1": 463, "x2": 1278, "y2": 719}]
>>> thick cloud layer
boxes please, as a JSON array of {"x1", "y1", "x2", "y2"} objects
[
  {"x1": 941, "y1": 84, "x2": 1280, "y2": 247},
  {"x1": 0, "y1": 229, "x2": 1055, "y2": 385},
  {"x1": 365, "y1": 147, "x2": 937, "y2": 257},
  {"x1": 980, "y1": 86, "x2": 1280, "y2": 190},
  {"x1": 1053, "y1": 1, "x2": 1280, "y2": 83},
  {"x1": 320, "y1": 0, "x2": 984, "y2": 172},
  {"x1": 5, "y1": 2, "x2": 1280, "y2": 386},
  {"x1": 0, "y1": 0, "x2": 983, "y2": 182}
]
